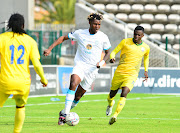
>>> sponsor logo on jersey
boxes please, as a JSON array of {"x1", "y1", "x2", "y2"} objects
[
  {"x1": 86, "y1": 44, "x2": 92, "y2": 50},
  {"x1": 141, "y1": 47, "x2": 145, "y2": 52}
]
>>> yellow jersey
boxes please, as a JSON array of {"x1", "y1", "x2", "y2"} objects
[
  {"x1": 0, "y1": 32, "x2": 40, "y2": 95},
  {"x1": 110, "y1": 38, "x2": 150, "y2": 77}
]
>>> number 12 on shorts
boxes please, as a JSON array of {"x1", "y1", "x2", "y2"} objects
[{"x1": 9, "y1": 44, "x2": 25, "y2": 64}]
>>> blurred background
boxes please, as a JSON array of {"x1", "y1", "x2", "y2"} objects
[{"x1": 0, "y1": 0, "x2": 180, "y2": 95}]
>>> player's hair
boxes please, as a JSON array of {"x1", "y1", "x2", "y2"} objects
[
  {"x1": 87, "y1": 13, "x2": 103, "y2": 22},
  {"x1": 7, "y1": 13, "x2": 26, "y2": 34},
  {"x1": 134, "y1": 26, "x2": 144, "y2": 32}
]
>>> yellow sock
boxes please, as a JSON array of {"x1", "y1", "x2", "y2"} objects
[
  {"x1": 107, "y1": 94, "x2": 115, "y2": 107},
  {"x1": 113, "y1": 97, "x2": 126, "y2": 118},
  {"x1": 14, "y1": 107, "x2": 25, "y2": 133}
]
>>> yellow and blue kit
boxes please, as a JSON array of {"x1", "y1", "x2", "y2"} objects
[
  {"x1": 0, "y1": 32, "x2": 46, "y2": 96},
  {"x1": 110, "y1": 38, "x2": 150, "y2": 91}
]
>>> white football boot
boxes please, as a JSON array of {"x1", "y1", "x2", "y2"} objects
[{"x1": 106, "y1": 100, "x2": 115, "y2": 116}]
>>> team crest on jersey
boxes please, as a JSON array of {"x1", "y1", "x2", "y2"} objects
[
  {"x1": 86, "y1": 44, "x2": 92, "y2": 50},
  {"x1": 141, "y1": 47, "x2": 145, "y2": 52}
]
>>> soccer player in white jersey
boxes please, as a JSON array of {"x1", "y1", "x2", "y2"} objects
[{"x1": 44, "y1": 13, "x2": 111, "y2": 125}]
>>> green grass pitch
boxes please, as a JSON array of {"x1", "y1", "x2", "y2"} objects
[{"x1": 0, "y1": 93, "x2": 180, "y2": 133}]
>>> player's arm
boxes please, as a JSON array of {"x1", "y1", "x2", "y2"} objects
[
  {"x1": 143, "y1": 48, "x2": 150, "y2": 82},
  {"x1": 97, "y1": 49, "x2": 110, "y2": 68},
  {"x1": 31, "y1": 57, "x2": 48, "y2": 87},
  {"x1": 110, "y1": 39, "x2": 124, "y2": 63},
  {"x1": 43, "y1": 35, "x2": 69, "y2": 56}
]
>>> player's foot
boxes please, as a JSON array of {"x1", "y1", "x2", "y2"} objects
[
  {"x1": 109, "y1": 116, "x2": 117, "y2": 125},
  {"x1": 106, "y1": 100, "x2": 115, "y2": 116},
  {"x1": 58, "y1": 111, "x2": 66, "y2": 125}
]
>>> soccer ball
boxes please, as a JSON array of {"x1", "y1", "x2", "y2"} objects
[{"x1": 65, "y1": 112, "x2": 79, "y2": 126}]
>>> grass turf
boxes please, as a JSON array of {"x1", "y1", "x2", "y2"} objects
[{"x1": 0, "y1": 93, "x2": 180, "y2": 133}]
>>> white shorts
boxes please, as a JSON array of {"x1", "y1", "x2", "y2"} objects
[{"x1": 72, "y1": 64, "x2": 98, "y2": 91}]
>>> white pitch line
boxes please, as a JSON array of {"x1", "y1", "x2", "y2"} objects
[
  {"x1": 0, "y1": 116, "x2": 179, "y2": 121},
  {"x1": 2, "y1": 95, "x2": 180, "y2": 108}
]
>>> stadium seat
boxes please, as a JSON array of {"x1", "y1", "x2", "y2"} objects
[
  {"x1": 152, "y1": 24, "x2": 164, "y2": 32},
  {"x1": 128, "y1": 13, "x2": 141, "y2": 22},
  {"x1": 175, "y1": 34, "x2": 180, "y2": 43},
  {"x1": 141, "y1": 14, "x2": 154, "y2": 22},
  {"x1": 158, "y1": 4, "x2": 170, "y2": 12},
  {"x1": 168, "y1": 14, "x2": 180, "y2": 23},
  {"x1": 165, "y1": 24, "x2": 178, "y2": 33},
  {"x1": 172, "y1": 44, "x2": 180, "y2": 50},
  {"x1": 139, "y1": 23, "x2": 151, "y2": 32},
  {"x1": 159, "y1": 0, "x2": 174, "y2": 4},
  {"x1": 144, "y1": 4, "x2": 157, "y2": 13},
  {"x1": 171, "y1": 5, "x2": 180, "y2": 13},
  {"x1": 131, "y1": 4, "x2": 144, "y2": 12},
  {"x1": 118, "y1": 4, "x2": 131, "y2": 12},
  {"x1": 106, "y1": 4, "x2": 118, "y2": 12},
  {"x1": 155, "y1": 14, "x2": 168, "y2": 22},
  {"x1": 103, "y1": 13, "x2": 115, "y2": 20},
  {"x1": 149, "y1": 34, "x2": 161, "y2": 41},
  {"x1": 159, "y1": 43, "x2": 172, "y2": 50},
  {"x1": 116, "y1": 13, "x2": 128, "y2": 21},
  {"x1": 93, "y1": 4, "x2": 105, "y2": 10},
  {"x1": 162, "y1": 34, "x2": 175, "y2": 42},
  {"x1": 127, "y1": 23, "x2": 137, "y2": 29}
]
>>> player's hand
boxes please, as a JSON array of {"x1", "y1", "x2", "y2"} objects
[
  {"x1": 96, "y1": 62, "x2": 100, "y2": 68},
  {"x1": 110, "y1": 58, "x2": 115, "y2": 63},
  {"x1": 40, "y1": 79, "x2": 48, "y2": 87},
  {"x1": 43, "y1": 49, "x2": 51, "y2": 56},
  {"x1": 143, "y1": 71, "x2": 148, "y2": 82}
]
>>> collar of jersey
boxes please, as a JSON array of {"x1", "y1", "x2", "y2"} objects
[{"x1": 132, "y1": 38, "x2": 143, "y2": 46}]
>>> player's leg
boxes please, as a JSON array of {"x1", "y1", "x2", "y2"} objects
[
  {"x1": 58, "y1": 74, "x2": 82, "y2": 125},
  {"x1": 71, "y1": 84, "x2": 86, "y2": 109},
  {"x1": 109, "y1": 87, "x2": 130, "y2": 125},
  {"x1": 0, "y1": 91, "x2": 10, "y2": 107},
  {"x1": 106, "y1": 89, "x2": 118, "y2": 116},
  {"x1": 64, "y1": 74, "x2": 81, "y2": 114},
  {"x1": 113, "y1": 87, "x2": 130, "y2": 117},
  {"x1": 106, "y1": 74, "x2": 122, "y2": 116},
  {"x1": 13, "y1": 89, "x2": 29, "y2": 133}
]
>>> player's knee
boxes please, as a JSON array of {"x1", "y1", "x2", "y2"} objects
[{"x1": 121, "y1": 87, "x2": 130, "y2": 97}]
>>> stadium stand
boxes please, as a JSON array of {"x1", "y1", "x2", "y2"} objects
[
  {"x1": 85, "y1": 0, "x2": 180, "y2": 54},
  {"x1": 76, "y1": 0, "x2": 179, "y2": 67}
]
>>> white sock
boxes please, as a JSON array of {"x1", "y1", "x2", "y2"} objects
[
  {"x1": 64, "y1": 89, "x2": 75, "y2": 114},
  {"x1": 71, "y1": 100, "x2": 79, "y2": 110}
]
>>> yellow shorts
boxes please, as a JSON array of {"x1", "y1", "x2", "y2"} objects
[
  {"x1": 111, "y1": 73, "x2": 137, "y2": 91},
  {"x1": 0, "y1": 87, "x2": 30, "y2": 107}
]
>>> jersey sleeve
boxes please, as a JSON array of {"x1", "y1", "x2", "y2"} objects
[
  {"x1": 144, "y1": 46, "x2": 150, "y2": 71},
  {"x1": 30, "y1": 39, "x2": 40, "y2": 60},
  {"x1": 103, "y1": 35, "x2": 111, "y2": 50},
  {"x1": 110, "y1": 39, "x2": 125, "y2": 59},
  {"x1": 68, "y1": 30, "x2": 79, "y2": 41}
]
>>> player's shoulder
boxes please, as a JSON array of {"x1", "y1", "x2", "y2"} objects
[
  {"x1": 97, "y1": 30, "x2": 109, "y2": 38},
  {"x1": 0, "y1": 32, "x2": 12, "y2": 39},
  {"x1": 74, "y1": 29, "x2": 87, "y2": 34},
  {"x1": 142, "y1": 41, "x2": 150, "y2": 49},
  {"x1": 23, "y1": 34, "x2": 37, "y2": 43}
]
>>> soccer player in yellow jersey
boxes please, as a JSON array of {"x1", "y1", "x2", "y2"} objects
[
  {"x1": 106, "y1": 26, "x2": 150, "y2": 125},
  {"x1": 0, "y1": 13, "x2": 48, "y2": 133}
]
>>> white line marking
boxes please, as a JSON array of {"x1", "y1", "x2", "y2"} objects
[
  {"x1": 0, "y1": 116, "x2": 179, "y2": 121},
  {"x1": 2, "y1": 95, "x2": 180, "y2": 108}
]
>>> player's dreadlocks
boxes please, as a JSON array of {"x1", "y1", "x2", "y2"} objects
[
  {"x1": 7, "y1": 13, "x2": 26, "y2": 34},
  {"x1": 87, "y1": 13, "x2": 103, "y2": 22}
]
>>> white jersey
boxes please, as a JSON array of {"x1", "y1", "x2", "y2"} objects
[{"x1": 68, "y1": 29, "x2": 111, "y2": 67}]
